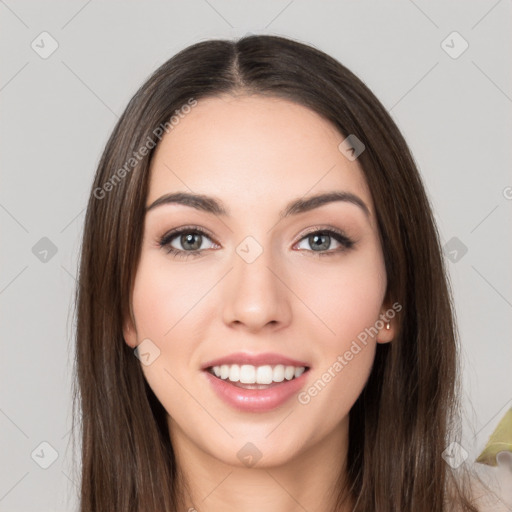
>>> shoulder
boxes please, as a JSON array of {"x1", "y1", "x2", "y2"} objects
[{"x1": 447, "y1": 463, "x2": 512, "y2": 512}]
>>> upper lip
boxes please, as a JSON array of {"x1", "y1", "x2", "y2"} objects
[{"x1": 201, "y1": 352, "x2": 310, "y2": 370}]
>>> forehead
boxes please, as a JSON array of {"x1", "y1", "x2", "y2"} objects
[{"x1": 147, "y1": 94, "x2": 374, "y2": 219}]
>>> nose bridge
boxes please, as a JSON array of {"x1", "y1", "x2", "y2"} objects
[{"x1": 221, "y1": 233, "x2": 290, "y2": 330}]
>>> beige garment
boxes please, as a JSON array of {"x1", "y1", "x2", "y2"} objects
[{"x1": 469, "y1": 462, "x2": 512, "y2": 512}]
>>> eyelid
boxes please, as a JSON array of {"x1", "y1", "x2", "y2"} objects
[
  {"x1": 293, "y1": 224, "x2": 353, "y2": 244},
  {"x1": 296, "y1": 224, "x2": 344, "y2": 238},
  {"x1": 159, "y1": 224, "x2": 218, "y2": 245}
]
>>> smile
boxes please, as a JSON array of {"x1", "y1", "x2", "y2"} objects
[{"x1": 208, "y1": 364, "x2": 307, "y2": 386}]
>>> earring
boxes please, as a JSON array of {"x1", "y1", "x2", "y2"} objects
[{"x1": 385, "y1": 322, "x2": 390, "y2": 330}]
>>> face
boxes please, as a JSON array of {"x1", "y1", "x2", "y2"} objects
[{"x1": 123, "y1": 94, "x2": 395, "y2": 469}]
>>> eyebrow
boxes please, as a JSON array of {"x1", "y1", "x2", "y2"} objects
[{"x1": 146, "y1": 190, "x2": 370, "y2": 220}]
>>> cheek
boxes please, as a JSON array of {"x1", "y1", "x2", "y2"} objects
[
  {"x1": 281, "y1": 248, "x2": 385, "y2": 422},
  {"x1": 131, "y1": 251, "x2": 213, "y2": 342},
  {"x1": 292, "y1": 256, "x2": 384, "y2": 429},
  {"x1": 129, "y1": 253, "x2": 206, "y2": 386},
  {"x1": 292, "y1": 246, "x2": 387, "y2": 349},
  {"x1": 129, "y1": 253, "x2": 208, "y2": 418}
]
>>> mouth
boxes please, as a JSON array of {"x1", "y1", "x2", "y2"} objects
[
  {"x1": 202, "y1": 359, "x2": 311, "y2": 412},
  {"x1": 205, "y1": 364, "x2": 310, "y2": 389}
]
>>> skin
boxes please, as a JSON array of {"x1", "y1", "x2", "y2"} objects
[{"x1": 123, "y1": 94, "x2": 396, "y2": 512}]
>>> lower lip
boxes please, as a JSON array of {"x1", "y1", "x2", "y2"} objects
[{"x1": 204, "y1": 370, "x2": 309, "y2": 412}]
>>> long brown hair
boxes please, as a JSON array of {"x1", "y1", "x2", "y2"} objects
[{"x1": 72, "y1": 34, "x2": 481, "y2": 511}]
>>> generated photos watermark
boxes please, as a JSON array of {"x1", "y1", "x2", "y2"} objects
[
  {"x1": 297, "y1": 301, "x2": 402, "y2": 405},
  {"x1": 93, "y1": 97, "x2": 198, "y2": 200}
]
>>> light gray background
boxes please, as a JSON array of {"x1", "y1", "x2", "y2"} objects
[{"x1": 1, "y1": 1, "x2": 511, "y2": 510}]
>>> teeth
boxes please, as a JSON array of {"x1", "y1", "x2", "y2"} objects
[
  {"x1": 239, "y1": 364, "x2": 256, "y2": 384},
  {"x1": 273, "y1": 364, "x2": 285, "y2": 382},
  {"x1": 209, "y1": 364, "x2": 307, "y2": 384},
  {"x1": 284, "y1": 366, "x2": 295, "y2": 380},
  {"x1": 220, "y1": 364, "x2": 229, "y2": 380},
  {"x1": 229, "y1": 364, "x2": 240, "y2": 382},
  {"x1": 256, "y1": 365, "x2": 273, "y2": 385},
  {"x1": 294, "y1": 366, "x2": 305, "y2": 378}
]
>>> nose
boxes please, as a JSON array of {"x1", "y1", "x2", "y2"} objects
[{"x1": 221, "y1": 239, "x2": 292, "y2": 333}]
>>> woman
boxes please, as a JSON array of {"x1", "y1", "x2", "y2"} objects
[{"x1": 72, "y1": 34, "x2": 496, "y2": 511}]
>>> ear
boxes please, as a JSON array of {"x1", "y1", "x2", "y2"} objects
[
  {"x1": 376, "y1": 302, "x2": 397, "y2": 344},
  {"x1": 123, "y1": 314, "x2": 138, "y2": 349}
]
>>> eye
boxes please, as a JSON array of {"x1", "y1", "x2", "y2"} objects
[
  {"x1": 158, "y1": 226, "x2": 355, "y2": 260},
  {"x1": 295, "y1": 228, "x2": 355, "y2": 256},
  {"x1": 158, "y1": 226, "x2": 217, "y2": 259}
]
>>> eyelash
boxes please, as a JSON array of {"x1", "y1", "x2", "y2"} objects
[{"x1": 158, "y1": 224, "x2": 355, "y2": 260}]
